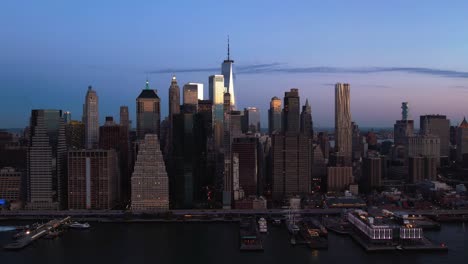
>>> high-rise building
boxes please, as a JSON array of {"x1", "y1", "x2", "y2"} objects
[
  {"x1": 311, "y1": 145, "x2": 326, "y2": 191},
  {"x1": 335, "y1": 83, "x2": 352, "y2": 163},
  {"x1": 221, "y1": 37, "x2": 235, "y2": 108},
  {"x1": 327, "y1": 167, "x2": 353, "y2": 192},
  {"x1": 68, "y1": 149, "x2": 119, "y2": 209},
  {"x1": 63, "y1": 111, "x2": 72, "y2": 124},
  {"x1": 361, "y1": 156, "x2": 382, "y2": 193},
  {"x1": 317, "y1": 132, "x2": 330, "y2": 160},
  {"x1": 136, "y1": 80, "x2": 161, "y2": 140},
  {"x1": 268, "y1": 96, "x2": 282, "y2": 134},
  {"x1": 232, "y1": 137, "x2": 259, "y2": 197},
  {"x1": 99, "y1": 116, "x2": 130, "y2": 204},
  {"x1": 271, "y1": 133, "x2": 311, "y2": 199},
  {"x1": 26, "y1": 109, "x2": 67, "y2": 210},
  {"x1": 394, "y1": 102, "x2": 414, "y2": 146},
  {"x1": 0, "y1": 167, "x2": 22, "y2": 202},
  {"x1": 183, "y1": 83, "x2": 203, "y2": 106},
  {"x1": 300, "y1": 99, "x2": 313, "y2": 138},
  {"x1": 131, "y1": 134, "x2": 169, "y2": 210},
  {"x1": 420, "y1": 115, "x2": 450, "y2": 158},
  {"x1": 406, "y1": 118, "x2": 440, "y2": 164},
  {"x1": 283, "y1": 88, "x2": 300, "y2": 134},
  {"x1": 351, "y1": 122, "x2": 362, "y2": 160},
  {"x1": 169, "y1": 76, "x2": 181, "y2": 123},
  {"x1": 409, "y1": 156, "x2": 437, "y2": 183},
  {"x1": 209, "y1": 75, "x2": 225, "y2": 150},
  {"x1": 119, "y1": 106, "x2": 130, "y2": 129},
  {"x1": 65, "y1": 120, "x2": 85, "y2": 150},
  {"x1": 457, "y1": 117, "x2": 468, "y2": 163},
  {"x1": 83, "y1": 86, "x2": 99, "y2": 149},
  {"x1": 243, "y1": 107, "x2": 261, "y2": 133}
]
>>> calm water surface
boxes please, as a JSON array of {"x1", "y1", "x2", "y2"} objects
[{"x1": 0, "y1": 222, "x2": 466, "y2": 264}]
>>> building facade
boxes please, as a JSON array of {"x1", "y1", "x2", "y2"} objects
[
  {"x1": 27, "y1": 109, "x2": 67, "y2": 210},
  {"x1": 83, "y1": 86, "x2": 99, "y2": 149},
  {"x1": 131, "y1": 134, "x2": 169, "y2": 210},
  {"x1": 335, "y1": 83, "x2": 352, "y2": 164},
  {"x1": 268, "y1": 96, "x2": 282, "y2": 134},
  {"x1": 136, "y1": 81, "x2": 161, "y2": 140},
  {"x1": 68, "y1": 150, "x2": 119, "y2": 209}
]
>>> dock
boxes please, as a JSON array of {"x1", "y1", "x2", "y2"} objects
[{"x1": 3, "y1": 216, "x2": 71, "y2": 250}]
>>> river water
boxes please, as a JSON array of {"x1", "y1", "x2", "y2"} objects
[{"x1": 0, "y1": 222, "x2": 466, "y2": 264}]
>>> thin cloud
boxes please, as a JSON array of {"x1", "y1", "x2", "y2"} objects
[{"x1": 146, "y1": 64, "x2": 468, "y2": 79}]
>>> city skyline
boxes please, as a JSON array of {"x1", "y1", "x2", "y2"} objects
[{"x1": 2, "y1": 1, "x2": 468, "y2": 128}]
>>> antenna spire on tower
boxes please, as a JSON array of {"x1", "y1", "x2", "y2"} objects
[{"x1": 227, "y1": 35, "x2": 230, "y2": 61}]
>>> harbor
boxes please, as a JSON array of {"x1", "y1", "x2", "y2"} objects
[{"x1": 2, "y1": 217, "x2": 90, "y2": 250}]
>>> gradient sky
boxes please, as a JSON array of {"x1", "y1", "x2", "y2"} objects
[{"x1": 1, "y1": 1, "x2": 468, "y2": 129}]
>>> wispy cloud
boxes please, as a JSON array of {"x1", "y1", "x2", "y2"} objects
[{"x1": 147, "y1": 64, "x2": 468, "y2": 79}]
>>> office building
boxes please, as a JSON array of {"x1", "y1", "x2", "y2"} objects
[
  {"x1": 169, "y1": 75, "x2": 181, "y2": 122},
  {"x1": 283, "y1": 88, "x2": 300, "y2": 134},
  {"x1": 83, "y1": 86, "x2": 99, "y2": 149},
  {"x1": 361, "y1": 156, "x2": 382, "y2": 193},
  {"x1": 0, "y1": 167, "x2": 21, "y2": 202},
  {"x1": 268, "y1": 96, "x2": 282, "y2": 134},
  {"x1": 327, "y1": 167, "x2": 353, "y2": 192},
  {"x1": 300, "y1": 99, "x2": 313, "y2": 138},
  {"x1": 271, "y1": 133, "x2": 311, "y2": 199},
  {"x1": 221, "y1": 37, "x2": 235, "y2": 108},
  {"x1": 65, "y1": 120, "x2": 85, "y2": 150},
  {"x1": 209, "y1": 75, "x2": 225, "y2": 150},
  {"x1": 136, "y1": 80, "x2": 161, "y2": 140},
  {"x1": 420, "y1": 115, "x2": 450, "y2": 158},
  {"x1": 409, "y1": 156, "x2": 437, "y2": 183},
  {"x1": 119, "y1": 106, "x2": 130, "y2": 129},
  {"x1": 183, "y1": 83, "x2": 203, "y2": 106},
  {"x1": 232, "y1": 137, "x2": 259, "y2": 197},
  {"x1": 63, "y1": 111, "x2": 72, "y2": 124},
  {"x1": 457, "y1": 117, "x2": 468, "y2": 163},
  {"x1": 26, "y1": 109, "x2": 67, "y2": 210},
  {"x1": 131, "y1": 134, "x2": 169, "y2": 210},
  {"x1": 243, "y1": 107, "x2": 261, "y2": 133},
  {"x1": 394, "y1": 102, "x2": 414, "y2": 146},
  {"x1": 68, "y1": 150, "x2": 119, "y2": 209}
]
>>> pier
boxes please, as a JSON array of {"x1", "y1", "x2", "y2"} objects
[{"x1": 3, "y1": 216, "x2": 71, "y2": 250}]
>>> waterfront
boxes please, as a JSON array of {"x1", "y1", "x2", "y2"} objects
[{"x1": 0, "y1": 222, "x2": 467, "y2": 264}]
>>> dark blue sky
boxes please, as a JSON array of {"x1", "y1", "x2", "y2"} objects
[{"x1": 2, "y1": 1, "x2": 468, "y2": 128}]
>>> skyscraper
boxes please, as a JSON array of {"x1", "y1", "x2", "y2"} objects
[
  {"x1": 63, "y1": 111, "x2": 72, "y2": 124},
  {"x1": 183, "y1": 83, "x2": 203, "y2": 105},
  {"x1": 131, "y1": 134, "x2": 169, "y2": 210},
  {"x1": 221, "y1": 37, "x2": 235, "y2": 108},
  {"x1": 283, "y1": 88, "x2": 300, "y2": 134},
  {"x1": 169, "y1": 75, "x2": 181, "y2": 123},
  {"x1": 457, "y1": 117, "x2": 468, "y2": 163},
  {"x1": 83, "y1": 86, "x2": 99, "y2": 149},
  {"x1": 243, "y1": 107, "x2": 261, "y2": 133},
  {"x1": 335, "y1": 83, "x2": 352, "y2": 163},
  {"x1": 26, "y1": 109, "x2": 67, "y2": 210},
  {"x1": 65, "y1": 120, "x2": 85, "y2": 150},
  {"x1": 420, "y1": 115, "x2": 450, "y2": 158},
  {"x1": 361, "y1": 156, "x2": 382, "y2": 193},
  {"x1": 209, "y1": 75, "x2": 225, "y2": 150},
  {"x1": 268, "y1": 96, "x2": 282, "y2": 134},
  {"x1": 394, "y1": 102, "x2": 414, "y2": 146},
  {"x1": 68, "y1": 149, "x2": 119, "y2": 209},
  {"x1": 300, "y1": 99, "x2": 313, "y2": 138},
  {"x1": 136, "y1": 80, "x2": 160, "y2": 140},
  {"x1": 119, "y1": 106, "x2": 130, "y2": 128}
]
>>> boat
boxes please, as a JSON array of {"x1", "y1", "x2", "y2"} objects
[
  {"x1": 69, "y1": 222, "x2": 90, "y2": 229},
  {"x1": 258, "y1": 218, "x2": 268, "y2": 233},
  {"x1": 44, "y1": 230, "x2": 64, "y2": 239},
  {"x1": 239, "y1": 218, "x2": 263, "y2": 251}
]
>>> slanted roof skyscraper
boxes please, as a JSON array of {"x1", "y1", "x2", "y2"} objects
[
  {"x1": 136, "y1": 80, "x2": 160, "y2": 140},
  {"x1": 221, "y1": 36, "x2": 235, "y2": 109}
]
